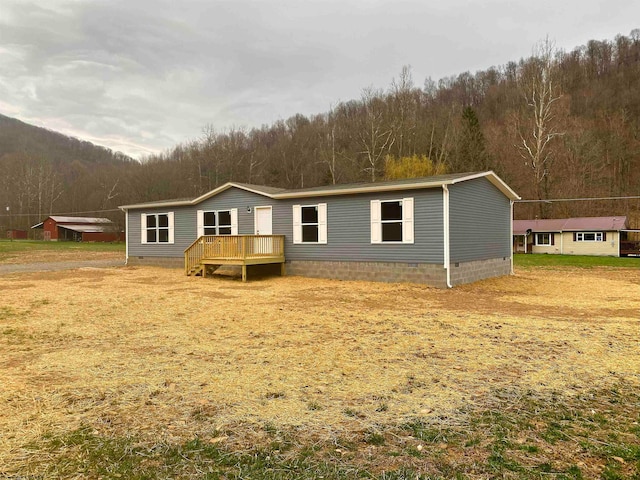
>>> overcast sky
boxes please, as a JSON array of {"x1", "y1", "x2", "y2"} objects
[{"x1": 1, "y1": 1, "x2": 638, "y2": 159}]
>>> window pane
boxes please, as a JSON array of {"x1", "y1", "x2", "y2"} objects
[
  {"x1": 381, "y1": 201, "x2": 402, "y2": 221},
  {"x1": 302, "y1": 224, "x2": 319, "y2": 242},
  {"x1": 301, "y1": 206, "x2": 318, "y2": 224},
  {"x1": 204, "y1": 212, "x2": 216, "y2": 226},
  {"x1": 158, "y1": 214, "x2": 169, "y2": 228},
  {"x1": 382, "y1": 222, "x2": 403, "y2": 242},
  {"x1": 219, "y1": 227, "x2": 232, "y2": 235},
  {"x1": 218, "y1": 211, "x2": 231, "y2": 226},
  {"x1": 147, "y1": 229, "x2": 157, "y2": 243},
  {"x1": 536, "y1": 233, "x2": 547, "y2": 245},
  {"x1": 146, "y1": 215, "x2": 156, "y2": 228},
  {"x1": 158, "y1": 228, "x2": 169, "y2": 242},
  {"x1": 204, "y1": 227, "x2": 216, "y2": 235},
  {"x1": 584, "y1": 233, "x2": 595, "y2": 241}
]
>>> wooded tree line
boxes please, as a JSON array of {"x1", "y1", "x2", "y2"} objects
[{"x1": 2, "y1": 31, "x2": 640, "y2": 233}]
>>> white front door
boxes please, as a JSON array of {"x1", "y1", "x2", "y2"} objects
[
  {"x1": 254, "y1": 206, "x2": 273, "y2": 254},
  {"x1": 254, "y1": 206, "x2": 272, "y2": 235}
]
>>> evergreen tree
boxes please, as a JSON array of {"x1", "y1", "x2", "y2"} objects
[{"x1": 455, "y1": 106, "x2": 491, "y2": 172}]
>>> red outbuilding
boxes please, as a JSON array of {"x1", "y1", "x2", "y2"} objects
[
  {"x1": 6, "y1": 229, "x2": 28, "y2": 240},
  {"x1": 31, "y1": 216, "x2": 124, "y2": 242}
]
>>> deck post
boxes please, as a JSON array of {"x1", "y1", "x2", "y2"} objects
[
  {"x1": 185, "y1": 235, "x2": 285, "y2": 279},
  {"x1": 280, "y1": 262, "x2": 286, "y2": 276}
]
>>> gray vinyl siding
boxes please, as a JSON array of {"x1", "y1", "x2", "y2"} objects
[
  {"x1": 127, "y1": 188, "x2": 271, "y2": 258},
  {"x1": 449, "y1": 177, "x2": 511, "y2": 263},
  {"x1": 275, "y1": 188, "x2": 444, "y2": 264},
  {"x1": 196, "y1": 187, "x2": 274, "y2": 235},
  {"x1": 128, "y1": 205, "x2": 195, "y2": 257},
  {"x1": 127, "y1": 186, "x2": 445, "y2": 264}
]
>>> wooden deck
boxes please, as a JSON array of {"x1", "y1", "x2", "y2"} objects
[{"x1": 185, "y1": 235, "x2": 285, "y2": 281}]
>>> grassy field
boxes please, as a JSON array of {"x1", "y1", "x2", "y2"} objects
[
  {"x1": 515, "y1": 253, "x2": 640, "y2": 269},
  {"x1": 0, "y1": 248, "x2": 639, "y2": 478},
  {"x1": 0, "y1": 239, "x2": 125, "y2": 264}
]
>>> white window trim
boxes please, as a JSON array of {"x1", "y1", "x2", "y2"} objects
[
  {"x1": 370, "y1": 198, "x2": 414, "y2": 244},
  {"x1": 534, "y1": 233, "x2": 552, "y2": 246},
  {"x1": 197, "y1": 208, "x2": 238, "y2": 237},
  {"x1": 141, "y1": 212, "x2": 174, "y2": 244},
  {"x1": 292, "y1": 203, "x2": 327, "y2": 244},
  {"x1": 576, "y1": 232, "x2": 603, "y2": 242}
]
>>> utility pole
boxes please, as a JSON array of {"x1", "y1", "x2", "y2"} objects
[{"x1": 6, "y1": 206, "x2": 11, "y2": 242}]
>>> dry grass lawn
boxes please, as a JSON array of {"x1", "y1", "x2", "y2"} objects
[
  {"x1": 0, "y1": 261, "x2": 639, "y2": 476},
  {"x1": 0, "y1": 247, "x2": 123, "y2": 265}
]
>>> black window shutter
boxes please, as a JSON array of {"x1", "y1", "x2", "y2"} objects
[
  {"x1": 551, "y1": 233, "x2": 555, "y2": 246},
  {"x1": 573, "y1": 232, "x2": 577, "y2": 241}
]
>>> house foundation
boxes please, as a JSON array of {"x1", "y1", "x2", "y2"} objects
[
  {"x1": 448, "y1": 257, "x2": 512, "y2": 286},
  {"x1": 127, "y1": 256, "x2": 512, "y2": 287}
]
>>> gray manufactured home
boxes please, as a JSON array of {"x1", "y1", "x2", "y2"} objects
[{"x1": 119, "y1": 171, "x2": 520, "y2": 287}]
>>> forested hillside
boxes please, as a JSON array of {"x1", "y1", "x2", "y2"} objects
[{"x1": 2, "y1": 31, "x2": 640, "y2": 233}]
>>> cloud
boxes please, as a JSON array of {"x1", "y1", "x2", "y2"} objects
[{"x1": 1, "y1": 0, "x2": 639, "y2": 158}]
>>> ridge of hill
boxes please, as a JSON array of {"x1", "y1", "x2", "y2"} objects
[{"x1": 0, "y1": 113, "x2": 132, "y2": 165}]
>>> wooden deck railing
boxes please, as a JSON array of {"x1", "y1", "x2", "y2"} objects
[{"x1": 184, "y1": 235, "x2": 285, "y2": 274}]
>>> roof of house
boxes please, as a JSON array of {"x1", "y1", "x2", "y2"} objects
[
  {"x1": 119, "y1": 171, "x2": 520, "y2": 210},
  {"x1": 31, "y1": 216, "x2": 114, "y2": 229},
  {"x1": 513, "y1": 216, "x2": 628, "y2": 235}
]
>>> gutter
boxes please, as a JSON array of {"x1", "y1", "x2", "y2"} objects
[
  {"x1": 510, "y1": 200, "x2": 514, "y2": 274},
  {"x1": 443, "y1": 185, "x2": 452, "y2": 288},
  {"x1": 120, "y1": 207, "x2": 129, "y2": 266}
]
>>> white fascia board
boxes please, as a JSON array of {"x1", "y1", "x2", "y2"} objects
[
  {"x1": 272, "y1": 182, "x2": 445, "y2": 199},
  {"x1": 118, "y1": 171, "x2": 520, "y2": 209},
  {"x1": 449, "y1": 171, "x2": 521, "y2": 201},
  {"x1": 118, "y1": 200, "x2": 192, "y2": 210},
  {"x1": 120, "y1": 182, "x2": 279, "y2": 210},
  {"x1": 273, "y1": 172, "x2": 519, "y2": 200},
  {"x1": 192, "y1": 182, "x2": 278, "y2": 204}
]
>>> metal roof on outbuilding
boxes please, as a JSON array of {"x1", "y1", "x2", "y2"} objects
[
  {"x1": 31, "y1": 216, "x2": 114, "y2": 229},
  {"x1": 57, "y1": 224, "x2": 115, "y2": 233}
]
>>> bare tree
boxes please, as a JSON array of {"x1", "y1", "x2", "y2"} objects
[
  {"x1": 357, "y1": 87, "x2": 395, "y2": 181},
  {"x1": 389, "y1": 65, "x2": 417, "y2": 158},
  {"x1": 515, "y1": 37, "x2": 565, "y2": 216}
]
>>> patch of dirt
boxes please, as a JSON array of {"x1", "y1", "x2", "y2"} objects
[
  {"x1": 0, "y1": 265, "x2": 638, "y2": 472},
  {"x1": 0, "y1": 249, "x2": 123, "y2": 265}
]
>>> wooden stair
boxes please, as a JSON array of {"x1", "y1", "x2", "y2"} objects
[
  {"x1": 184, "y1": 235, "x2": 285, "y2": 282},
  {"x1": 186, "y1": 264, "x2": 204, "y2": 277}
]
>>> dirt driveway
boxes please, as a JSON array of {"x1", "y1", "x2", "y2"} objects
[
  {"x1": 0, "y1": 258, "x2": 125, "y2": 275},
  {"x1": 0, "y1": 249, "x2": 124, "y2": 275}
]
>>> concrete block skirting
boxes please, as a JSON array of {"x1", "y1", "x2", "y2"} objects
[
  {"x1": 449, "y1": 257, "x2": 512, "y2": 286},
  {"x1": 286, "y1": 260, "x2": 449, "y2": 288},
  {"x1": 287, "y1": 257, "x2": 511, "y2": 288},
  {"x1": 127, "y1": 256, "x2": 512, "y2": 287}
]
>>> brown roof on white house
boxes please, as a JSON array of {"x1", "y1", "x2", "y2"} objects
[{"x1": 513, "y1": 216, "x2": 628, "y2": 235}]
